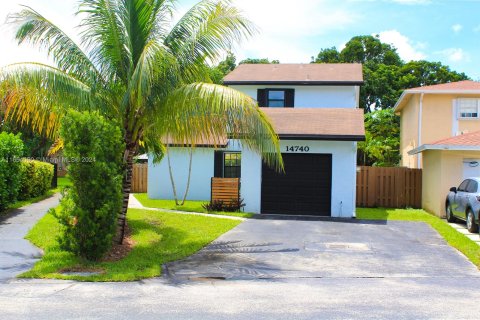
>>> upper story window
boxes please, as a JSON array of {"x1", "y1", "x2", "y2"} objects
[
  {"x1": 257, "y1": 89, "x2": 295, "y2": 108},
  {"x1": 268, "y1": 90, "x2": 286, "y2": 107},
  {"x1": 458, "y1": 98, "x2": 480, "y2": 119}
]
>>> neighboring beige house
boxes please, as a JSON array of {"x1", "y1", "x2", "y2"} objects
[{"x1": 394, "y1": 80, "x2": 480, "y2": 216}]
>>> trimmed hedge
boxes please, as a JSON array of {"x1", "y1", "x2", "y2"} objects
[
  {"x1": 18, "y1": 160, "x2": 54, "y2": 200},
  {"x1": 0, "y1": 132, "x2": 24, "y2": 210},
  {"x1": 55, "y1": 110, "x2": 124, "y2": 261}
]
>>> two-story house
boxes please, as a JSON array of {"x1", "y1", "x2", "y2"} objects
[
  {"x1": 394, "y1": 80, "x2": 480, "y2": 216},
  {"x1": 148, "y1": 63, "x2": 365, "y2": 217}
]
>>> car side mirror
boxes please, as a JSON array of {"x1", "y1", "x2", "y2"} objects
[{"x1": 450, "y1": 187, "x2": 457, "y2": 193}]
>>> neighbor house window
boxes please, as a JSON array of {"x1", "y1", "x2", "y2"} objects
[
  {"x1": 223, "y1": 152, "x2": 241, "y2": 178},
  {"x1": 458, "y1": 99, "x2": 480, "y2": 119}
]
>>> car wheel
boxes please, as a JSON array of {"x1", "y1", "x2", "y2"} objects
[
  {"x1": 466, "y1": 209, "x2": 479, "y2": 233},
  {"x1": 446, "y1": 203, "x2": 456, "y2": 222}
]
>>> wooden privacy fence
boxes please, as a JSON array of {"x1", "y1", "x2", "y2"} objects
[
  {"x1": 356, "y1": 166, "x2": 422, "y2": 208},
  {"x1": 211, "y1": 178, "x2": 240, "y2": 204},
  {"x1": 132, "y1": 164, "x2": 148, "y2": 193}
]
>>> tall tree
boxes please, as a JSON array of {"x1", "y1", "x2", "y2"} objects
[
  {"x1": 239, "y1": 58, "x2": 280, "y2": 64},
  {"x1": 0, "y1": 0, "x2": 282, "y2": 244},
  {"x1": 398, "y1": 60, "x2": 469, "y2": 88},
  {"x1": 208, "y1": 51, "x2": 236, "y2": 84},
  {"x1": 314, "y1": 35, "x2": 469, "y2": 112}
]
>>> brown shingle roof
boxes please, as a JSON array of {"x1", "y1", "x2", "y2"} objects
[
  {"x1": 430, "y1": 130, "x2": 480, "y2": 146},
  {"x1": 261, "y1": 108, "x2": 365, "y2": 141},
  {"x1": 224, "y1": 63, "x2": 364, "y2": 85},
  {"x1": 164, "y1": 108, "x2": 366, "y2": 147},
  {"x1": 408, "y1": 80, "x2": 480, "y2": 92}
]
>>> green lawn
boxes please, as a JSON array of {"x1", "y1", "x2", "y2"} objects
[
  {"x1": 357, "y1": 208, "x2": 480, "y2": 268},
  {"x1": 134, "y1": 193, "x2": 254, "y2": 218},
  {"x1": 20, "y1": 208, "x2": 241, "y2": 281}
]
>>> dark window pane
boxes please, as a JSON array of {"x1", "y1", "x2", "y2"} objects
[
  {"x1": 269, "y1": 90, "x2": 285, "y2": 100},
  {"x1": 467, "y1": 181, "x2": 478, "y2": 193},
  {"x1": 268, "y1": 100, "x2": 285, "y2": 107},
  {"x1": 458, "y1": 180, "x2": 469, "y2": 191},
  {"x1": 223, "y1": 152, "x2": 241, "y2": 178}
]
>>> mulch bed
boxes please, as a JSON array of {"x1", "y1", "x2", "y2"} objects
[{"x1": 102, "y1": 224, "x2": 136, "y2": 262}]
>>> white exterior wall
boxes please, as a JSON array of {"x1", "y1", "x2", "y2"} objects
[
  {"x1": 229, "y1": 85, "x2": 358, "y2": 108},
  {"x1": 148, "y1": 148, "x2": 215, "y2": 201},
  {"x1": 148, "y1": 140, "x2": 357, "y2": 218}
]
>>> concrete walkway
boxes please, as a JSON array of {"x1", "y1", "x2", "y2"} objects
[
  {"x1": 0, "y1": 194, "x2": 60, "y2": 283},
  {"x1": 448, "y1": 221, "x2": 480, "y2": 245}
]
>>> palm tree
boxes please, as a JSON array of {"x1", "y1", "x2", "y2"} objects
[{"x1": 0, "y1": 0, "x2": 282, "y2": 243}]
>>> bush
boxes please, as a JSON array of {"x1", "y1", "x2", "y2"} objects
[
  {"x1": 55, "y1": 110, "x2": 124, "y2": 261},
  {"x1": 0, "y1": 132, "x2": 24, "y2": 210},
  {"x1": 202, "y1": 198, "x2": 246, "y2": 212},
  {"x1": 18, "y1": 160, "x2": 54, "y2": 200}
]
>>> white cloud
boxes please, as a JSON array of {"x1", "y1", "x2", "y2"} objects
[
  {"x1": 376, "y1": 30, "x2": 426, "y2": 61},
  {"x1": 452, "y1": 24, "x2": 463, "y2": 33},
  {"x1": 436, "y1": 48, "x2": 469, "y2": 63},
  {"x1": 227, "y1": 0, "x2": 359, "y2": 63},
  {"x1": 474, "y1": 25, "x2": 480, "y2": 33},
  {"x1": 0, "y1": 0, "x2": 79, "y2": 67}
]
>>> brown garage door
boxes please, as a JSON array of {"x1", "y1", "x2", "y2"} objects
[{"x1": 261, "y1": 153, "x2": 332, "y2": 216}]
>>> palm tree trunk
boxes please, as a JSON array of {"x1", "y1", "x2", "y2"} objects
[
  {"x1": 179, "y1": 148, "x2": 193, "y2": 206},
  {"x1": 166, "y1": 150, "x2": 180, "y2": 206},
  {"x1": 115, "y1": 146, "x2": 135, "y2": 244}
]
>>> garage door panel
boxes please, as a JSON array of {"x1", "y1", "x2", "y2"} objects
[{"x1": 261, "y1": 153, "x2": 332, "y2": 216}]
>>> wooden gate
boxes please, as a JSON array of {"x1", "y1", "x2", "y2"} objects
[
  {"x1": 211, "y1": 178, "x2": 240, "y2": 204},
  {"x1": 356, "y1": 166, "x2": 422, "y2": 208},
  {"x1": 132, "y1": 164, "x2": 148, "y2": 193}
]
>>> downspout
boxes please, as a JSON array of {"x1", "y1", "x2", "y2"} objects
[{"x1": 417, "y1": 93, "x2": 424, "y2": 168}]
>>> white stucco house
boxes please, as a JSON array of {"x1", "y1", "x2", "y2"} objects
[{"x1": 148, "y1": 63, "x2": 365, "y2": 217}]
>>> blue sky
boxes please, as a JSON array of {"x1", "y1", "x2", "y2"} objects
[{"x1": 1, "y1": 0, "x2": 479, "y2": 79}]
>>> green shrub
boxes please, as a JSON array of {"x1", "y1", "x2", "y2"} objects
[
  {"x1": 0, "y1": 132, "x2": 24, "y2": 210},
  {"x1": 55, "y1": 110, "x2": 124, "y2": 261},
  {"x1": 202, "y1": 198, "x2": 246, "y2": 212},
  {"x1": 18, "y1": 160, "x2": 54, "y2": 200}
]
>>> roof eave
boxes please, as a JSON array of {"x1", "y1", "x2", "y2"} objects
[
  {"x1": 408, "y1": 144, "x2": 480, "y2": 155},
  {"x1": 223, "y1": 81, "x2": 364, "y2": 86},
  {"x1": 278, "y1": 134, "x2": 366, "y2": 142}
]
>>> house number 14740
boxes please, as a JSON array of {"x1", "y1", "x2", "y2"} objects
[{"x1": 286, "y1": 146, "x2": 310, "y2": 152}]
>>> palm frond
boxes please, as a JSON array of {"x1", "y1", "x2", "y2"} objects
[
  {"x1": 159, "y1": 82, "x2": 283, "y2": 170},
  {"x1": 7, "y1": 6, "x2": 103, "y2": 86},
  {"x1": 166, "y1": 0, "x2": 257, "y2": 82},
  {"x1": 78, "y1": 0, "x2": 131, "y2": 83},
  {"x1": 0, "y1": 63, "x2": 93, "y2": 138}
]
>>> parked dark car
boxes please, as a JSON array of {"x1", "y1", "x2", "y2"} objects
[{"x1": 446, "y1": 178, "x2": 480, "y2": 233}]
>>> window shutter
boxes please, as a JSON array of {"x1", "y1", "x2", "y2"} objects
[
  {"x1": 257, "y1": 89, "x2": 267, "y2": 107},
  {"x1": 285, "y1": 89, "x2": 295, "y2": 108},
  {"x1": 214, "y1": 151, "x2": 224, "y2": 177}
]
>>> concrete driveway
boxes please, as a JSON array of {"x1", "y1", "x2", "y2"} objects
[
  {"x1": 166, "y1": 217, "x2": 480, "y2": 281},
  {"x1": 2, "y1": 214, "x2": 480, "y2": 319}
]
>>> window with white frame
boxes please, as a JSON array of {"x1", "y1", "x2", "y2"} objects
[{"x1": 458, "y1": 98, "x2": 480, "y2": 119}]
